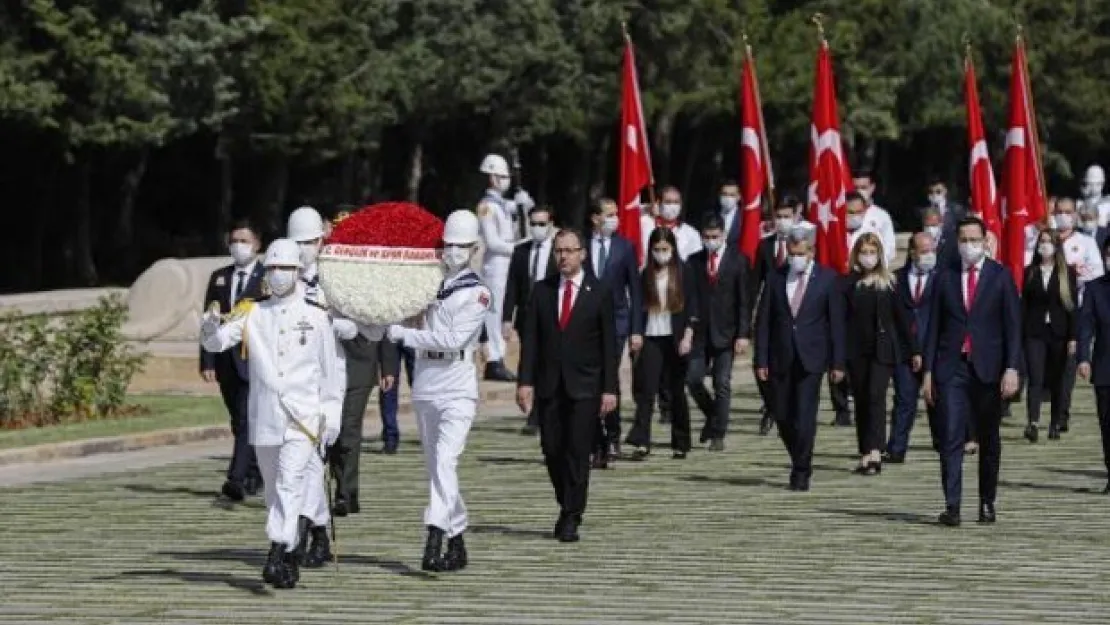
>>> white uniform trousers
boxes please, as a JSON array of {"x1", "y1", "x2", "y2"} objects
[
  {"x1": 482, "y1": 262, "x2": 509, "y2": 362},
  {"x1": 413, "y1": 397, "x2": 476, "y2": 537},
  {"x1": 255, "y1": 430, "x2": 316, "y2": 549},
  {"x1": 300, "y1": 451, "x2": 329, "y2": 526}
]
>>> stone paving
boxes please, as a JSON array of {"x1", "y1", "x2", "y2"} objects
[{"x1": 1, "y1": 386, "x2": 1110, "y2": 624}]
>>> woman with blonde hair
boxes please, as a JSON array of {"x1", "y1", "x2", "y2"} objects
[
  {"x1": 842, "y1": 233, "x2": 920, "y2": 474},
  {"x1": 1021, "y1": 228, "x2": 1078, "y2": 442}
]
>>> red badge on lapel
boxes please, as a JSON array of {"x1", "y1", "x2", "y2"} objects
[{"x1": 478, "y1": 290, "x2": 490, "y2": 309}]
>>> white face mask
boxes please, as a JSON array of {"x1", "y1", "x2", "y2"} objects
[
  {"x1": 1083, "y1": 182, "x2": 1102, "y2": 199},
  {"x1": 652, "y1": 250, "x2": 673, "y2": 265},
  {"x1": 266, "y1": 269, "x2": 298, "y2": 296},
  {"x1": 1038, "y1": 242, "x2": 1055, "y2": 259},
  {"x1": 847, "y1": 214, "x2": 864, "y2": 231},
  {"x1": 530, "y1": 224, "x2": 550, "y2": 241},
  {"x1": 858, "y1": 253, "x2": 879, "y2": 271},
  {"x1": 495, "y1": 177, "x2": 511, "y2": 193},
  {"x1": 229, "y1": 242, "x2": 255, "y2": 266},
  {"x1": 857, "y1": 187, "x2": 872, "y2": 202},
  {"x1": 601, "y1": 216, "x2": 619, "y2": 235},
  {"x1": 442, "y1": 245, "x2": 471, "y2": 272},
  {"x1": 660, "y1": 203, "x2": 681, "y2": 221},
  {"x1": 789, "y1": 254, "x2": 809, "y2": 274},
  {"x1": 928, "y1": 193, "x2": 946, "y2": 208},
  {"x1": 924, "y1": 225, "x2": 942, "y2": 241},
  {"x1": 1081, "y1": 220, "x2": 1098, "y2": 235},
  {"x1": 776, "y1": 217, "x2": 794, "y2": 235},
  {"x1": 1053, "y1": 213, "x2": 1075, "y2": 231},
  {"x1": 916, "y1": 252, "x2": 936, "y2": 272},
  {"x1": 298, "y1": 242, "x2": 319, "y2": 267},
  {"x1": 959, "y1": 241, "x2": 984, "y2": 266},
  {"x1": 719, "y1": 196, "x2": 738, "y2": 212},
  {"x1": 703, "y1": 238, "x2": 723, "y2": 253}
]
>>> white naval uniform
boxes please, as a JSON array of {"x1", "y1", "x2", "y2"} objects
[
  {"x1": 478, "y1": 189, "x2": 517, "y2": 362},
  {"x1": 639, "y1": 216, "x2": 704, "y2": 266},
  {"x1": 1060, "y1": 231, "x2": 1105, "y2": 304},
  {"x1": 1081, "y1": 196, "x2": 1110, "y2": 227},
  {"x1": 201, "y1": 287, "x2": 344, "y2": 548},
  {"x1": 394, "y1": 270, "x2": 490, "y2": 537}
]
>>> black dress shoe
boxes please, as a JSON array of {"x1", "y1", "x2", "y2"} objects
[
  {"x1": 220, "y1": 480, "x2": 245, "y2": 502},
  {"x1": 483, "y1": 361, "x2": 517, "y2": 382},
  {"x1": 520, "y1": 425, "x2": 538, "y2": 436},
  {"x1": 831, "y1": 413, "x2": 852, "y2": 427},
  {"x1": 262, "y1": 542, "x2": 282, "y2": 584},
  {"x1": 271, "y1": 550, "x2": 298, "y2": 589},
  {"x1": 422, "y1": 526, "x2": 446, "y2": 572},
  {"x1": 243, "y1": 477, "x2": 262, "y2": 497},
  {"x1": 1059, "y1": 419, "x2": 1070, "y2": 433},
  {"x1": 557, "y1": 518, "x2": 580, "y2": 543},
  {"x1": 759, "y1": 415, "x2": 774, "y2": 435},
  {"x1": 789, "y1": 474, "x2": 810, "y2": 492},
  {"x1": 1024, "y1": 423, "x2": 1039, "y2": 443},
  {"x1": 1048, "y1": 425, "x2": 1061, "y2": 440},
  {"x1": 441, "y1": 534, "x2": 468, "y2": 571},
  {"x1": 382, "y1": 443, "x2": 398, "y2": 455},
  {"x1": 349, "y1": 499, "x2": 360, "y2": 514},
  {"x1": 673, "y1": 450, "x2": 687, "y2": 460},
  {"x1": 869, "y1": 461, "x2": 882, "y2": 475},
  {"x1": 1102, "y1": 481, "x2": 1110, "y2": 494},
  {"x1": 978, "y1": 503, "x2": 996, "y2": 524},
  {"x1": 303, "y1": 526, "x2": 332, "y2": 568},
  {"x1": 332, "y1": 498, "x2": 350, "y2": 517},
  {"x1": 552, "y1": 513, "x2": 568, "y2": 539},
  {"x1": 882, "y1": 452, "x2": 906, "y2": 464},
  {"x1": 938, "y1": 507, "x2": 961, "y2": 527}
]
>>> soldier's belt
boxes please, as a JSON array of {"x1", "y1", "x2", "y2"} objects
[{"x1": 418, "y1": 350, "x2": 471, "y2": 362}]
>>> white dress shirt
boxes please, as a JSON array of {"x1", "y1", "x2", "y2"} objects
[
  {"x1": 557, "y1": 270, "x2": 584, "y2": 320},
  {"x1": 529, "y1": 236, "x2": 553, "y2": 282},
  {"x1": 645, "y1": 272, "x2": 673, "y2": 337},
  {"x1": 229, "y1": 260, "x2": 258, "y2": 308},
  {"x1": 865, "y1": 204, "x2": 898, "y2": 263},
  {"x1": 961, "y1": 257, "x2": 986, "y2": 308},
  {"x1": 721, "y1": 207, "x2": 739, "y2": 238}
]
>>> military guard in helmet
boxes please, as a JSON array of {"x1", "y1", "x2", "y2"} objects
[
  {"x1": 200, "y1": 239, "x2": 345, "y2": 589},
  {"x1": 476, "y1": 154, "x2": 533, "y2": 382},
  {"x1": 385, "y1": 210, "x2": 490, "y2": 572},
  {"x1": 1081, "y1": 165, "x2": 1110, "y2": 228}
]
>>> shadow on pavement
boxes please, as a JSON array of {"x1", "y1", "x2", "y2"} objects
[
  {"x1": 469, "y1": 523, "x2": 551, "y2": 540},
  {"x1": 158, "y1": 548, "x2": 437, "y2": 580},
  {"x1": 817, "y1": 507, "x2": 938, "y2": 527},
  {"x1": 677, "y1": 474, "x2": 788, "y2": 491},
  {"x1": 111, "y1": 569, "x2": 271, "y2": 596}
]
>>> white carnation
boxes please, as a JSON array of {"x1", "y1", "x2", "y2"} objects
[{"x1": 319, "y1": 258, "x2": 443, "y2": 326}]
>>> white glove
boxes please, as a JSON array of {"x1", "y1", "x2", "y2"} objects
[
  {"x1": 358, "y1": 323, "x2": 386, "y2": 341},
  {"x1": 386, "y1": 324, "x2": 406, "y2": 343},
  {"x1": 514, "y1": 189, "x2": 535, "y2": 211},
  {"x1": 200, "y1": 311, "x2": 220, "y2": 338},
  {"x1": 322, "y1": 417, "x2": 340, "y2": 449},
  {"x1": 332, "y1": 317, "x2": 358, "y2": 341}
]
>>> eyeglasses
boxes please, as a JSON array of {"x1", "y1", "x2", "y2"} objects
[
  {"x1": 554, "y1": 247, "x2": 582, "y2": 256},
  {"x1": 530, "y1": 221, "x2": 549, "y2": 227}
]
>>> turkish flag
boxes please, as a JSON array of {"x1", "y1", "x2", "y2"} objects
[
  {"x1": 806, "y1": 41, "x2": 852, "y2": 274},
  {"x1": 1000, "y1": 38, "x2": 1046, "y2": 290},
  {"x1": 964, "y1": 55, "x2": 1001, "y2": 244},
  {"x1": 618, "y1": 36, "x2": 653, "y2": 265},
  {"x1": 739, "y1": 50, "x2": 771, "y2": 263}
]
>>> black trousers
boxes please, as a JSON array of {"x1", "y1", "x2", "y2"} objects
[
  {"x1": 1061, "y1": 350, "x2": 1078, "y2": 423},
  {"x1": 772, "y1": 359, "x2": 823, "y2": 478},
  {"x1": 627, "y1": 336, "x2": 691, "y2": 452},
  {"x1": 1024, "y1": 335, "x2": 1068, "y2": 427},
  {"x1": 329, "y1": 337, "x2": 379, "y2": 504},
  {"x1": 937, "y1": 359, "x2": 1002, "y2": 508},
  {"x1": 594, "y1": 335, "x2": 628, "y2": 454},
  {"x1": 847, "y1": 357, "x2": 893, "y2": 455},
  {"x1": 218, "y1": 372, "x2": 260, "y2": 486},
  {"x1": 1094, "y1": 387, "x2": 1110, "y2": 475},
  {"x1": 687, "y1": 343, "x2": 735, "y2": 441},
  {"x1": 540, "y1": 386, "x2": 598, "y2": 520}
]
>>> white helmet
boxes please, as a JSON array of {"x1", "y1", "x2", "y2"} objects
[
  {"x1": 479, "y1": 154, "x2": 510, "y2": 178},
  {"x1": 287, "y1": 206, "x2": 325, "y2": 242},
  {"x1": 263, "y1": 238, "x2": 303, "y2": 268},
  {"x1": 1085, "y1": 165, "x2": 1106, "y2": 185},
  {"x1": 442, "y1": 210, "x2": 481, "y2": 245}
]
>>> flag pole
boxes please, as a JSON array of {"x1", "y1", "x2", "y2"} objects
[
  {"x1": 621, "y1": 20, "x2": 656, "y2": 208},
  {"x1": 743, "y1": 31, "x2": 775, "y2": 210},
  {"x1": 812, "y1": 12, "x2": 826, "y2": 43},
  {"x1": 1016, "y1": 24, "x2": 1048, "y2": 217}
]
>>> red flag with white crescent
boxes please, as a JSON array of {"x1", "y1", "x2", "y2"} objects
[
  {"x1": 618, "y1": 35, "x2": 653, "y2": 265},
  {"x1": 739, "y1": 49, "x2": 771, "y2": 263},
  {"x1": 964, "y1": 54, "x2": 1001, "y2": 243},
  {"x1": 1000, "y1": 38, "x2": 1046, "y2": 291},
  {"x1": 806, "y1": 40, "x2": 852, "y2": 274}
]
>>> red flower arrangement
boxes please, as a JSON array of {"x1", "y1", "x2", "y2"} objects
[{"x1": 327, "y1": 202, "x2": 444, "y2": 248}]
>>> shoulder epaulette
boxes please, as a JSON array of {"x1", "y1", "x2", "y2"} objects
[{"x1": 306, "y1": 299, "x2": 327, "y2": 311}]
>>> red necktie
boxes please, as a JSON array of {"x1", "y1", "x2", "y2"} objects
[
  {"x1": 775, "y1": 240, "x2": 786, "y2": 267},
  {"x1": 962, "y1": 265, "x2": 978, "y2": 354},
  {"x1": 559, "y1": 281, "x2": 575, "y2": 330},
  {"x1": 913, "y1": 274, "x2": 924, "y2": 304},
  {"x1": 708, "y1": 251, "x2": 719, "y2": 283}
]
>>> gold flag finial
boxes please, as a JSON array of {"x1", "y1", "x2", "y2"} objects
[{"x1": 812, "y1": 13, "x2": 826, "y2": 39}]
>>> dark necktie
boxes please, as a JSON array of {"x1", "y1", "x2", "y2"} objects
[
  {"x1": 598, "y1": 238, "x2": 609, "y2": 275},
  {"x1": 530, "y1": 242, "x2": 541, "y2": 282},
  {"x1": 234, "y1": 270, "x2": 247, "y2": 303},
  {"x1": 775, "y1": 239, "x2": 786, "y2": 267},
  {"x1": 913, "y1": 274, "x2": 924, "y2": 304}
]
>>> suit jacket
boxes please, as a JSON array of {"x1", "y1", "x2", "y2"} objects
[
  {"x1": 1078, "y1": 275, "x2": 1110, "y2": 385},
  {"x1": 932, "y1": 203, "x2": 966, "y2": 271},
  {"x1": 752, "y1": 234, "x2": 786, "y2": 300},
  {"x1": 342, "y1": 334, "x2": 400, "y2": 386},
  {"x1": 755, "y1": 262, "x2": 846, "y2": 375},
  {"x1": 1094, "y1": 227, "x2": 1109, "y2": 252},
  {"x1": 1022, "y1": 264, "x2": 1078, "y2": 341},
  {"x1": 894, "y1": 264, "x2": 938, "y2": 355},
  {"x1": 637, "y1": 261, "x2": 700, "y2": 347},
  {"x1": 518, "y1": 272, "x2": 618, "y2": 400},
  {"x1": 584, "y1": 233, "x2": 643, "y2": 339},
  {"x1": 924, "y1": 259, "x2": 1022, "y2": 384},
  {"x1": 199, "y1": 262, "x2": 266, "y2": 380},
  {"x1": 840, "y1": 273, "x2": 917, "y2": 365},
  {"x1": 503, "y1": 238, "x2": 557, "y2": 333},
  {"x1": 687, "y1": 247, "x2": 751, "y2": 349}
]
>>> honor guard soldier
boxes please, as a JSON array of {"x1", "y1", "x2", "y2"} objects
[
  {"x1": 1081, "y1": 165, "x2": 1110, "y2": 228},
  {"x1": 477, "y1": 153, "x2": 533, "y2": 382},
  {"x1": 385, "y1": 210, "x2": 490, "y2": 572},
  {"x1": 200, "y1": 239, "x2": 344, "y2": 589}
]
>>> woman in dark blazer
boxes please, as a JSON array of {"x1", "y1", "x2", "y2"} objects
[
  {"x1": 1022, "y1": 229, "x2": 1078, "y2": 442},
  {"x1": 625, "y1": 227, "x2": 699, "y2": 460},
  {"x1": 843, "y1": 233, "x2": 920, "y2": 475}
]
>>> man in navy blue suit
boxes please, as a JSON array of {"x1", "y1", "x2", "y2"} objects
[
  {"x1": 755, "y1": 222, "x2": 845, "y2": 492},
  {"x1": 886, "y1": 231, "x2": 940, "y2": 463},
  {"x1": 923, "y1": 216, "x2": 1022, "y2": 527},
  {"x1": 585, "y1": 198, "x2": 643, "y2": 467},
  {"x1": 1076, "y1": 236, "x2": 1110, "y2": 494}
]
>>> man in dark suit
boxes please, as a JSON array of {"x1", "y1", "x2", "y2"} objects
[
  {"x1": 755, "y1": 222, "x2": 845, "y2": 491},
  {"x1": 686, "y1": 213, "x2": 750, "y2": 450},
  {"x1": 1077, "y1": 239, "x2": 1110, "y2": 493},
  {"x1": 924, "y1": 217, "x2": 1022, "y2": 527},
  {"x1": 886, "y1": 232, "x2": 940, "y2": 463},
  {"x1": 502, "y1": 206, "x2": 558, "y2": 435},
  {"x1": 199, "y1": 218, "x2": 266, "y2": 502},
  {"x1": 584, "y1": 198, "x2": 642, "y2": 466},
  {"x1": 750, "y1": 196, "x2": 801, "y2": 435},
  {"x1": 517, "y1": 228, "x2": 618, "y2": 543},
  {"x1": 923, "y1": 178, "x2": 967, "y2": 270}
]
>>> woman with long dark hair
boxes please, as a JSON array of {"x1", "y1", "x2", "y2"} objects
[
  {"x1": 1022, "y1": 228, "x2": 1078, "y2": 442},
  {"x1": 625, "y1": 227, "x2": 699, "y2": 460}
]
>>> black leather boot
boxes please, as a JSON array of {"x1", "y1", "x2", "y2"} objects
[
  {"x1": 292, "y1": 516, "x2": 311, "y2": 565},
  {"x1": 441, "y1": 533, "x2": 468, "y2": 572},
  {"x1": 272, "y1": 549, "x2": 299, "y2": 589},
  {"x1": 303, "y1": 525, "x2": 332, "y2": 568},
  {"x1": 421, "y1": 526, "x2": 446, "y2": 572},
  {"x1": 262, "y1": 542, "x2": 282, "y2": 584}
]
